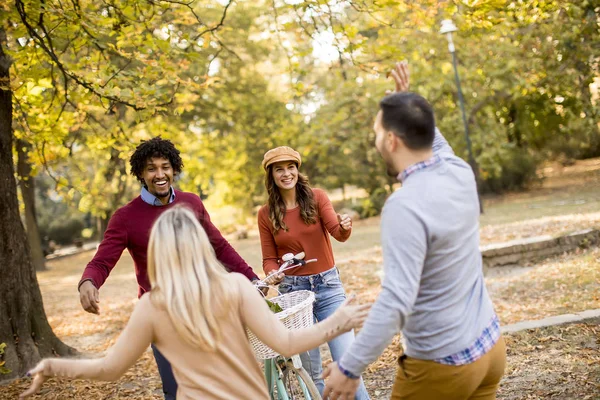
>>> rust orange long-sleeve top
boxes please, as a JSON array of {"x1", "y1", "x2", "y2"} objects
[{"x1": 258, "y1": 188, "x2": 351, "y2": 275}]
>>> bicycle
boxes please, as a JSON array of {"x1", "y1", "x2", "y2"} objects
[{"x1": 249, "y1": 252, "x2": 322, "y2": 400}]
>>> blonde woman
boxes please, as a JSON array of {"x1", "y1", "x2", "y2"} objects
[{"x1": 20, "y1": 206, "x2": 369, "y2": 399}]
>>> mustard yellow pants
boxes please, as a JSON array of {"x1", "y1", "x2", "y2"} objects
[{"x1": 391, "y1": 336, "x2": 506, "y2": 400}]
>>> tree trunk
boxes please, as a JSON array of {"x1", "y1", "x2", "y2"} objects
[
  {"x1": 576, "y1": 61, "x2": 600, "y2": 157},
  {"x1": 97, "y1": 213, "x2": 112, "y2": 241},
  {"x1": 0, "y1": 28, "x2": 75, "y2": 382},
  {"x1": 16, "y1": 139, "x2": 46, "y2": 271},
  {"x1": 506, "y1": 104, "x2": 522, "y2": 148}
]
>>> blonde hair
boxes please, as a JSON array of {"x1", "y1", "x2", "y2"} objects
[{"x1": 147, "y1": 206, "x2": 234, "y2": 351}]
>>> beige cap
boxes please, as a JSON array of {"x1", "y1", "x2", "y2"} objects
[{"x1": 262, "y1": 146, "x2": 302, "y2": 170}]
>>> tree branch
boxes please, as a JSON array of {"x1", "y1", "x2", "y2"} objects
[
  {"x1": 196, "y1": 0, "x2": 233, "y2": 39},
  {"x1": 15, "y1": 0, "x2": 176, "y2": 111},
  {"x1": 468, "y1": 91, "x2": 512, "y2": 126},
  {"x1": 12, "y1": 96, "x2": 71, "y2": 189},
  {"x1": 270, "y1": 0, "x2": 295, "y2": 88}
]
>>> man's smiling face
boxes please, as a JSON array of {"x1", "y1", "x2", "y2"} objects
[{"x1": 141, "y1": 157, "x2": 174, "y2": 202}]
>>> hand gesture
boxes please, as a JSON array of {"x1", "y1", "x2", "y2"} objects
[
  {"x1": 386, "y1": 60, "x2": 410, "y2": 94},
  {"x1": 19, "y1": 360, "x2": 49, "y2": 399},
  {"x1": 79, "y1": 280, "x2": 100, "y2": 315},
  {"x1": 337, "y1": 213, "x2": 352, "y2": 231},
  {"x1": 323, "y1": 362, "x2": 360, "y2": 400},
  {"x1": 333, "y1": 295, "x2": 370, "y2": 333}
]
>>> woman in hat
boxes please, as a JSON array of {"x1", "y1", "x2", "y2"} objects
[{"x1": 258, "y1": 146, "x2": 370, "y2": 399}]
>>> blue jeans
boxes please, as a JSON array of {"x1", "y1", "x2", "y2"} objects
[
  {"x1": 279, "y1": 267, "x2": 370, "y2": 400},
  {"x1": 152, "y1": 344, "x2": 177, "y2": 400}
]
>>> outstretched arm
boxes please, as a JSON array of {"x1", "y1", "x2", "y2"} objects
[
  {"x1": 389, "y1": 61, "x2": 454, "y2": 156},
  {"x1": 315, "y1": 189, "x2": 352, "y2": 242},
  {"x1": 238, "y1": 275, "x2": 369, "y2": 358},
  {"x1": 323, "y1": 200, "x2": 427, "y2": 399},
  {"x1": 21, "y1": 295, "x2": 155, "y2": 398},
  {"x1": 78, "y1": 209, "x2": 128, "y2": 314},
  {"x1": 338, "y1": 201, "x2": 426, "y2": 376}
]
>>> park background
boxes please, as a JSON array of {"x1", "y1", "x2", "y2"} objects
[{"x1": 0, "y1": 0, "x2": 599, "y2": 398}]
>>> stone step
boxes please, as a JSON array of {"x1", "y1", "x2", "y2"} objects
[
  {"x1": 502, "y1": 309, "x2": 600, "y2": 333},
  {"x1": 482, "y1": 228, "x2": 599, "y2": 269}
]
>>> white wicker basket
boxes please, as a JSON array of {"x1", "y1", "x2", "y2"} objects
[{"x1": 248, "y1": 290, "x2": 315, "y2": 360}]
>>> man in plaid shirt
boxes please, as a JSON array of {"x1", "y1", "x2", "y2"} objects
[{"x1": 323, "y1": 62, "x2": 506, "y2": 400}]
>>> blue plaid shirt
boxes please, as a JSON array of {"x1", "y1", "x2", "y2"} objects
[
  {"x1": 435, "y1": 314, "x2": 501, "y2": 365},
  {"x1": 398, "y1": 154, "x2": 443, "y2": 183}
]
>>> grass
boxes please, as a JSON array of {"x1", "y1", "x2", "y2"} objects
[
  {"x1": 480, "y1": 182, "x2": 600, "y2": 227},
  {"x1": 487, "y1": 247, "x2": 600, "y2": 325},
  {"x1": 480, "y1": 158, "x2": 600, "y2": 227}
]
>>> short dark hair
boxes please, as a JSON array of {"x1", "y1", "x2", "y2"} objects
[
  {"x1": 379, "y1": 92, "x2": 436, "y2": 150},
  {"x1": 129, "y1": 137, "x2": 183, "y2": 183}
]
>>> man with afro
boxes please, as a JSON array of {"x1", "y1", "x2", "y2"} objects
[{"x1": 78, "y1": 137, "x2": 261, "y2": 399}]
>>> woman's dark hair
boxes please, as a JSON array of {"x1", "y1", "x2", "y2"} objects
[
  {"x1": 379, "y1": 92, "x2": 435, "y2": 150},
  {"x1": 265, "y1": 164, "x2": 318, "y2": 233},
  {"x1": 130, "y1": 136, "x2": 183, "y2": 184}
]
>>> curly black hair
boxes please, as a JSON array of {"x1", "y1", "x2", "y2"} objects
[{"x1": 129, "y1": 136, "x2": 183, "y2": 184}]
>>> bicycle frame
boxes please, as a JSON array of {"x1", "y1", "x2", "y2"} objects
[
  {"x1": 264, "y1": 354, "x2": 315, "y2": 400},
  {"x1": 256, "y1": 251, "x2": 320, "y2": 400}
]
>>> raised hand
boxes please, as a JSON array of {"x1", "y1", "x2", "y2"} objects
[
  {"x1": 333, "y1": 294, "x2": 370, "y2": 332},
  {"x1": 385, "y1": 60, "x2": 410, "y2": 95},
  {"x1": 391, "y1": 60, "x2": 410, "y2": 92},
  {"x1": 337, "y1": 213, "x2": 352, "y2": 231}
]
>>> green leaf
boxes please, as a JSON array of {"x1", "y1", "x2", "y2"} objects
[
  {"x1": 265, "y1": 299, "x2": 283, "y2": 313},
  {"x1": 0, "y1": 343, "x2": 10, "y2": 374}
]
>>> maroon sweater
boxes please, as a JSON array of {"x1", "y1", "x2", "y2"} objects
[{"x1": 80, "y1": 190, "x2": 258, "y2": 297}]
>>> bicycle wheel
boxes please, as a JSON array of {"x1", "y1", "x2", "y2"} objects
[{"x1": 282, "y1": 360, "x2": 322, "y2": 400}]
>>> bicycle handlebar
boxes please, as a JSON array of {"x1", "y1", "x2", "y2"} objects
[{"x1": 254, "y1": 252, "x2": 317, "y2": 288}]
